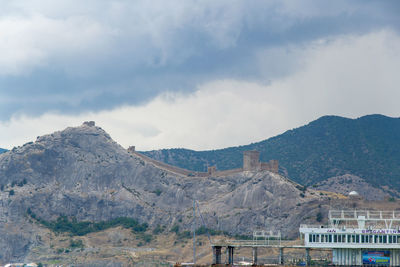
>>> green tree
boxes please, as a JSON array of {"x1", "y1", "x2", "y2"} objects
[
  {"x1": 170, "y1": 224, "x2": 179, "y2": 234},
  {"x1": 316, "y1": 211, "x2": 323, "y2": 222}
]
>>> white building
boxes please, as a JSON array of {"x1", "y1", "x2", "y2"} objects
[{"x1": 300, "y1": 210, "x2": 400, "y2": 266}]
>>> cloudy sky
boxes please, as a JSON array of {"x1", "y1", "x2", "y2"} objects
[{"x1": 0, "y1": 0, "x2": 399, "y2": 151}]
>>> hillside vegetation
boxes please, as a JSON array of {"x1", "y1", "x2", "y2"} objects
[{"x1": 143, "y1": 115, "x2": 400, "y2": 189}]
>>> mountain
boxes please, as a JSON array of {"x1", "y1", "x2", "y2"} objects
[
  {"x1": 0, "y1": 148, "x2": 6, "y2": 154},
  {"x1": 0, "y1": 121, "x2": 328, "y2": 264},
  {"x1": 313, "y1": 174, "x2": 390, "y2": 201},
  {"x1": 142, "y1": 115, "x2": 400, "y2": 190}
]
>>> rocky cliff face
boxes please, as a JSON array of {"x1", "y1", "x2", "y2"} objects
[{"x1": 0, "y1": 122, "x2": 327, "y2": 263}]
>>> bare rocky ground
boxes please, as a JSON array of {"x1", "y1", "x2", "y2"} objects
[
  {"x1": 0, "y1": 122, "x2": 397, "y2": 266},
  {"x1": 23, "y1": 225, "x2": 214, "y2": 266},
  {"x1": 313, "y1": 174, "x2": 395, "y2": 200}
]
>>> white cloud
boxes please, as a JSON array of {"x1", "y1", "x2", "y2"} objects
[
  {"x1": 0, "y1": 14, "x2": 112, "y2": 75},
  {"x1": 1, "y1": 30, "x2": 399, "y2": 151},
  {"x1": 0, "y1": 1, "x2": 249, "y2": 75}
]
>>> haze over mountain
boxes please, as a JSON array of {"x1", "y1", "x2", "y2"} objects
[{"x1": 143, "y1": 114, "x2": 400, "y2": 191}]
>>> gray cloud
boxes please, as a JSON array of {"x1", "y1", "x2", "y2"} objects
[{"x1": 0, "y1": 0, "x2": 399, "y2": 120}]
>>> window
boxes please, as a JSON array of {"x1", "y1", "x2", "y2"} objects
[
  {"x1": 334, "y1": 234, "x2": 337, "y2": 243},
  {"x1": 389, "y1": 236, "x2": 392, "y2": 243},
  {"x1": 383, "y1": 235, "x2": 387, "y2": 244},
  {"x1": 329, "y1": 234, "x2": 332, "y2": 243},
  {"x1": 342, "y1": 235, "x2": 346, "y2": 243},
  {"x1": 356, "y1": 235, "x2": 360, "y2": 243},
  {"x1": 310, "y1": 234, "x2": 320, "y2": 243},
  {"x1": 375, "y1": 235, "x2": 378, "y2": 243},
  {"x1": 361, "y1": 235, "x2": 365, "y2": 243},
  {"x1": 379, "y1": 235, "x2": 383, "y2": 243},
  {"x1": 309, "y1": 234, "x2": 312, "y2": 243}
]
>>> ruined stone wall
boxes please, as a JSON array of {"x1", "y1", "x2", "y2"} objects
[
  {"x1": 208, "y1": 166, "x2": 217, "y2": 175},
  {"x1": 213, "y1": 168, "x2": 243, "y2": 177},
  {"x1": 260, "y1": 160, "x2": 279, "y2": 173},
  {"x1": 129, "y1": 151, "x2": 193, "y2": 176},
  {"x1": 129, "y1": 148, "x2": 279, "y2": 178}
]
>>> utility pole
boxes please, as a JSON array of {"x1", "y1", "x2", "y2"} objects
[{"x1": 193, "y1": 199, "x2": 196, "y2": 265}]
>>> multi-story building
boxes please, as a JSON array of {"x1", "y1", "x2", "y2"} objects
[{"x1": 300, "y1": 210, "x2": 400, "y2": 266}]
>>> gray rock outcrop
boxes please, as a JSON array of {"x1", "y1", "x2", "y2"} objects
[{"x1": 0, "y1": 122, "x2": 326, "y2": 263}]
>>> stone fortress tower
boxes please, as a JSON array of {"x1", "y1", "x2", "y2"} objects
[
  {"x1": 243, "y1": 150, "x2": 279, "y2": 173},
  {"x1": 243, "y1": 151, "x2": 261, "y2": 171}
]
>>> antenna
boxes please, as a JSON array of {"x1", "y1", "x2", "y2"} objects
[
  {"x1": 193, "y1": 199, "x2": 196, "y2": 265},
  {"x1": 191, "y1": 199, "x2": 212, "y2": 265},
  {"x1": 195, "y1": 200, "x2": 212, "y2": 245}
]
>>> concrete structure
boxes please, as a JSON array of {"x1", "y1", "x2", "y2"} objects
[
  {"x1": 300, "y1": 210, "x2": 400, "y2": 266},
  {"x1": 211, "y1": 237, "x2": 303, "y2": 266},
  {"x1": 349, "y1": 191, "x2": 363, "y2": 200},
  {"x1": 212, "y1": 210, "x2": 400, "y2": 266}
]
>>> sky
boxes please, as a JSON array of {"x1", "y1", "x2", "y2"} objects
[{"x1": 0, "y1": 0, "x2": 399, "y2": 151}]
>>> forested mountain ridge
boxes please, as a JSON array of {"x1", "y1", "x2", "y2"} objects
[
  {"x1": 0, "y1": 148, "x2": 6, "y2": 154},
  {"x1": 143, "y1": 114, "x2": 400, "y2": 189}
]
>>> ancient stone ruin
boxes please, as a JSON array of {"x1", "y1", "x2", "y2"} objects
[
  {"x1": 83, "y1": 121, "x2": 96, "y2": 127},
  {"x1": 129, "y1": 148, "x2": 279, "y2": 178},
  {"x1": 243, "y1": 150, "x2": 279, "y2": 173}
]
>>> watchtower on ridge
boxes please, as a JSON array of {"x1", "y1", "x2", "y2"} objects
[
  {"x1": 243, "y1": 150, "x2": 279, "y2": 173},
  {"x1": 243, "y1": 151, "x2": 261, "y2": 171}
]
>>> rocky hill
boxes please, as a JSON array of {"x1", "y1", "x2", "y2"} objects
[
  {"x1": 313, "y1": 174, "x2": 391, "y2": 201},
  {"x1": 0, "y1": 122, "x2": 330, "y2": 264},
  {"x1": 142, "y1": 114, "x2": 400, "y2": 191}
]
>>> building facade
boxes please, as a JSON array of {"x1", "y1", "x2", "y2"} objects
[{"x1": 300, "y1": 210, "x2": 400, "y2": 266}]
